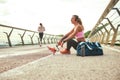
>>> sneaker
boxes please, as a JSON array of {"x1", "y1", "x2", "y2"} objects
[
  {"x1": 47, "y1": 46, "x2": 56, "y2": 55},
  {"x1": 60, "y1": 49, "x2": 71, "y2": 54},
  {"x1": 40, "y1": 44, "x2": 42, "y2": 47}
]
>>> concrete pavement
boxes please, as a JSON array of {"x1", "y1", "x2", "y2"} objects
[{"x1": 0, "y1": 44, "x2": 120, "y2": 80}]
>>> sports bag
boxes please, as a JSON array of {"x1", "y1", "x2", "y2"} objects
[{"x1": 77, "y1": 42, "x2": 103, "y2": 56}]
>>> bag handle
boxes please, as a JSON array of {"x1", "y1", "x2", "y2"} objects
[
  {"x1": 79, "y1": 42, "x2": 93, "y2": 50},
  {"x1": 84, "y1": 42, "x2": 93, "y2": 50},
  {"x1": 94, "y1": 42, "x2": 102, "y2": 49},
  {"x1": 78, "y1": 42, "x2": 102, "y2": 50}
]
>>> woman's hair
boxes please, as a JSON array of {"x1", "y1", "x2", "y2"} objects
[
  {"x1": 73, "y1": 15, "x2": 82, "y2": 25},
  {"x1": 40, "y1": 23, "x2": 42, "y2": 26}
]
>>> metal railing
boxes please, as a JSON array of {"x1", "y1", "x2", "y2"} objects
[
  {"x1": 0, "y1": 24, "x2": 61, "y2": 47},
  {"x1": 88, "y1": 0, "x2": 120, "y2": 46}
]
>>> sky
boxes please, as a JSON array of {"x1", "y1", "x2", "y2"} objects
[{"x1": 0, "y1": 0, "x2": 110, "y2": 35}]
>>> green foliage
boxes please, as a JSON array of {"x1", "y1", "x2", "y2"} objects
[
  {"x1": 56, "y1": 34, "x2": 64, "y2": 37},
  {"x1": 0, "y1": 0, "x2": 7, "y2": 3},
  {"x1": 84, "y1": 30, "x2": 91, "y2": 38}
]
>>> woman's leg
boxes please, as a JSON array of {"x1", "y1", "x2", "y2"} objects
[
  {"x1": 66, "y1": 39, "x2": 79, "y2": 50},
  {"x1": 39, "y1": 33, "x2": 43, "y2": 43}
]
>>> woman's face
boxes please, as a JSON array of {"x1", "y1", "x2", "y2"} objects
[{"x1": 71, "y1": 16, "x2": 76, "y2": 24}]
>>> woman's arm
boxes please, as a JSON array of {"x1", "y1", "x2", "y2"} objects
[
  {"x1": 60, "y1": 28, "x2": 74, "y2": 42},
  {"x1": 63, "y1": 26, "x2": 79, "y2": 42}
]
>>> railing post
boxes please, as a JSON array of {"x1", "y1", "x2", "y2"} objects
[
  {"x1": 36, "y1": 36, "x2": 39, "y2": 44},
  {"x1": 43, "y1": 34, "x2": 46, "y2": 44},
  {"x1": 31, "y1": 32, "x2": 35, "y2": 44},
  {"x1": 101, "y1": 23, "x2": 109, "y2": 45},
  {"x1": 3, "y1": 32, "x2": 12, "y2": 47},
  {"x1": 112, "y1": 8, "x2": 120, "y2": 16},
  {"x1": 3, "y1": 28, "x2": 13, "y2": 47},
  {"x1": 97, "y1": 32, "x2": 101, "y2": 43},
  {"x1": 104, "y1": 18, "x2": 117, "y2": 46}
]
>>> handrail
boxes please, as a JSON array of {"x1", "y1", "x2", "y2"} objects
[
  {"x1": 88, "y1": 0, "x2": 120, "y2": 46},
  {"x1": 0, "y1": 24, "x2": 61, "y2": 47},
  {"x1": 88, "y1": 0, "x2": 119, "y2": 38}
]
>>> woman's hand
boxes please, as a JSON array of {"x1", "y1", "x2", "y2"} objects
[
  {"x1": 57, "y1": 40, "x2": 65, "y2": 47},
  {"x1": 61, "y1": 41, "x2": 65, "y2": 47},
  {"x1": 57, "y1": 41, "x2": 62, "y2": 46}
]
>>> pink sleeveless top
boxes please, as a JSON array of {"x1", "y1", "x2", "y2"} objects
[{"x1": 75, "y1": 31, "x2": 84, "y2": 39}]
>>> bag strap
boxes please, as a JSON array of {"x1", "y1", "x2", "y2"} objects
[
  {"x1": 78, "y1": 42, "x2": 102, "y2": 50},
  {"x1": 94, "y1": 42, "x2": 102, "y2": 49},
  {"x1": 84, "y1": 42, "x2": 93, "y2": 50}
]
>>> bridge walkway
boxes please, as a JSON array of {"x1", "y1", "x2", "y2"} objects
[{"x1": 0, "y1": 44, "x2": 120, "y2": 80}]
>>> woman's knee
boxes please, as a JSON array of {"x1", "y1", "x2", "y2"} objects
[{"x1": 67, "y1": 39, "x2": 74, "y2": 44}]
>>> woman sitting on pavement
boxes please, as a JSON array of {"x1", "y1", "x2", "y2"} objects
[{"x1": 48, "y1": 15, "x2": 85, "y2": 54}]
